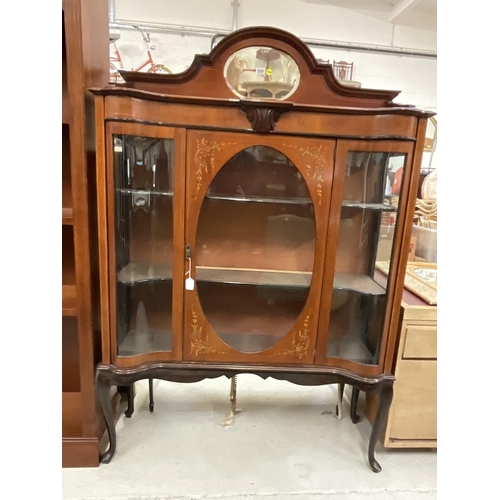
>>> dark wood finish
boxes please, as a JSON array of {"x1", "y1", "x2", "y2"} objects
[
  {"x1": 101, "y1": 96, "x2": 420, "y2": 140},
  {"x1": 61, "y1": 0, "x2": 109, "y2": 467},
  {"x1": 240, "y1": 104, "x2": 288, "y2": 132},
  {"x1": 110, "y1": 27, "x2": 402, "y2": 107},
  {"x1": 368, "y1": 382, "x2": 393, "y2": 472},
  {"x1": 148, "y1": 379, "x2": 155, "y2": 412},
  {"x1": 124, "y1": 384, "x2": 135, "y2": 418},
  {"x1": 91, "y1": 27, "x2": 433, "y2": 471},
  {"x1": 350, "y1": 387, "x2": 361, "y2": 423}
]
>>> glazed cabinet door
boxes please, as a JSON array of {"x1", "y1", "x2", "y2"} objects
[
  {"x1": 105, "y1": 122, "x2": 186, "y2": 367},
  {"x1": 316, "y1": 140, "x2": 416, "y2": 375},
  {"x1": 184, "y1": 131, "x2": 335, "y2": 364}
]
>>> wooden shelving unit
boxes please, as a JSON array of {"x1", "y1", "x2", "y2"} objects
[{"x1": 62, "y1": 0, "x2": 109, "y2": 468}]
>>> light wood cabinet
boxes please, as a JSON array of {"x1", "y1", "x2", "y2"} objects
[{"x1": 366, "y1": 288, "x2": 437, "y2": 448}]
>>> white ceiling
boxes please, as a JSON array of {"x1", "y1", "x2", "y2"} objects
[{"x1": 303, "y1": 0, "x2": 437, "y2": 31}]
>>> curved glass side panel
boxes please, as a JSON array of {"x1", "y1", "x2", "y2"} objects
[
  {"x1": 113, "y1": 135, "x2": 175, "y2": 356},
  {"x1": 328, "y1": 151, "x2": 408, "y2": 364}
]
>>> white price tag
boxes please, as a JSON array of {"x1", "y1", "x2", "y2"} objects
[
  {"x1": 255, "y1": 67, "x2": 265, "y2": 75},
  {"x1": 185, "y1": 277, "x2": 195, "y2": 290}
]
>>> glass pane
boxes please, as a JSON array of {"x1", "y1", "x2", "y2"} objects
[
  {"x1": 196, "y1": 146, "x2": 314, "y2": 353},
  {"x1": 327, "y1": 151, "x2": 407, "y2": 364},
  {"x1": 113, "y1": 135, "x2": 174, "y2": 356},
  {"x1": 224, "y1": 47, "x2": 300, "y2": 100}
]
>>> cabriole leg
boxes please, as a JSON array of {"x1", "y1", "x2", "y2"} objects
[
  {"x1": 96, "y1": 372, "x2": 117, "y2": 464},
  {"x1": 124, "y1": 383, "x2": 135, "y2": 418},
  {"x1": 350, "y1": 387, "x2": 361, "y2": 423},
  {"x1": 149, "y1": 378, "x2": 155, "y2": 412},
  {"x1": 368, "y1": 383, "x2": 393, "y2": 473},
  {"x1": 336, "y1": 383, "x2": 345, "y2": 419}
]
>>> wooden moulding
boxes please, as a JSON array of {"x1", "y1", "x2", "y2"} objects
[
  {"x1": 93, "y1": 26, "x2": 432, "y2": 115},
  {"x1": 62, "y1": 437, "x2": 100, "y2": 468},
  {"x1": 102, "y1": 96, "x2": 420, "y2": 140}
]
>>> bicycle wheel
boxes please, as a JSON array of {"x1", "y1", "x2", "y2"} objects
[{"x1": 148, "y1": 64, "x2": 172, "y2": 74}]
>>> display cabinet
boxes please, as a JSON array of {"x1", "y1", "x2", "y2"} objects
[{"x1": 91, "y1": 27, "x2": 433, "y2": 472}]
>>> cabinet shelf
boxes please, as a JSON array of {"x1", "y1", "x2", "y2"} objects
[
  {"x1": 119, "y1": 329, "x2": 173, "y2": 356},
  {"x1": 205, "y1": 194, "x2": 312, "y2": 205},
  {"x1": 117, "y1": 262, "x2": 173, "y2": 284},
  {"x1": 117, "y1": 262, "x2": 385, "y2": 295},
  {"x1": 117, "y1": 188, "x2": 173, "y2": 196},
  {"x1": 333, "y1": 273, "x2": 386, "y2": 295},
  {"x1": 117, "y1": 262, "x2": 311, "y2": 288},
  {"x1": 341, "y1": 202, "x2": 397, "y2": 212},
  {"x1": 116, "y1": 189, "x2": 313, "y2": 206}
]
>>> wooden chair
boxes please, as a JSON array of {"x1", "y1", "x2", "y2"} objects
[{"x1": 333, "y1": 61, "x2": 354, "y2": 82}]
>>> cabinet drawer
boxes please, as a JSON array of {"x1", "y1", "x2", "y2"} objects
[
  {"x1": 390, "y1": 360, "x2": 437, "y2": 440},
  {"x1": 403, "y1": 325, "x2": 437, "y2": 359}
]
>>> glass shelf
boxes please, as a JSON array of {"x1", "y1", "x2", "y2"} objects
[
  {"x1": 117, "y1": 262, "x2": 385, "y2": 296},
  {"x1": 341, "y1": 202, "x2": 397, "y2": 212},
  {"x1": 119, "y1": 329, "x2": 173, "y2": 356},
  {"x1": 198, "y1": 266, "x2": 312, "y2": 288},
  {"x1": 117, "y1": 188, "x2": 173, "y2": 196},
  {"x1": 205, "y1": 193, "x2": 312, "y2": 205},
  {"x1": 117, "y1": 262, "x2": 173, "y2": 284},
  {"x1": 117, "y1": 262, "x2": 311, "y2": 288},
  {"x1": 333, "y1": 273, "x2": 386, "y2": 296},
  {"x1": 115, "y1": 191, "x2": 311, "y2": 205}
]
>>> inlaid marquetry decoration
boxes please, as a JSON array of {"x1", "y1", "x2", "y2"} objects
[
  {"x1": 286, "y1": 144, "x2": 327, "y2": 205},
  {"x1": 269, "y1": 309, "x2": 312, "y2": 359},
  {"x1": 194, "y1": 138, "x2": 235, "y2": 199},
  {"x1": 376, "y1": 261, "x2": 437, "y2": 305},
  {"x1": 190, "y1": 304, "x2": 219, "y2": 355}
]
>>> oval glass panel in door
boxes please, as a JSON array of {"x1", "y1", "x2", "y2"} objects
[{"x1": 195, "y1": 146, "x2": 315, "y2": 353}]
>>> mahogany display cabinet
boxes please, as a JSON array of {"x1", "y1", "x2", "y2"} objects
[{"x1": 91, "y1": 27, "x2": 433, "y2": 472}]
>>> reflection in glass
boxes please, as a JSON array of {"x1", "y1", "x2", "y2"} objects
[
  {"x1": 224, "y1": 46, "x2": 301, "y2": 100},
  {"x1": 113, "y1": 135, "x2": 175, "y2": 356},
  {"x1": 196, "y1": 146, "x2": 315, "y2": 353},
  {"x1": 327, "y1": 151, "x2": 407, "y2": 364}
]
